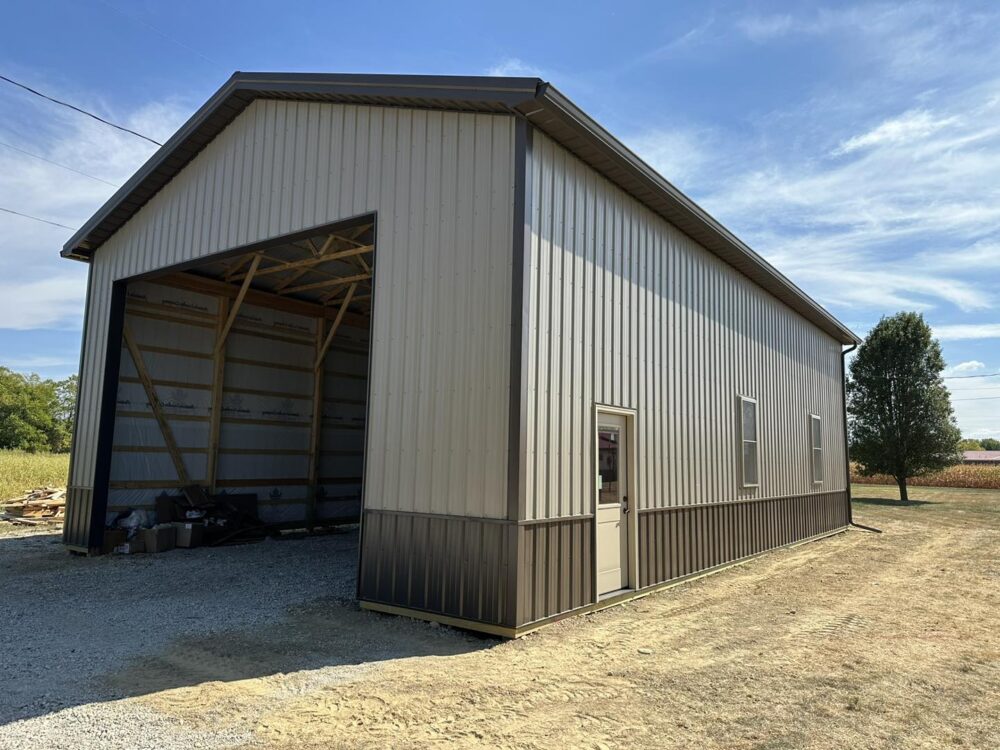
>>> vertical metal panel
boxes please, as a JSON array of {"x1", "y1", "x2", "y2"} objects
[
  {"x1": 636, "y1": 491, "x2": 848, "y2": 589},
  {"x1": 524, "y1": 131, "x2": 847, "y2": 521},
  {"x1": 516, "y1": 517, "x2": 593, "y2": 625},
  {"x1": 359, "y1": 509, "x2": 514, "y2": 627},
  {"x1": 69, "y1": 102, "x2": 515, "y2": 522}
]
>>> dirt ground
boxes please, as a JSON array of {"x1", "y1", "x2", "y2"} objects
[{"x1": 3, "y1": 485, "x2": 998, "y2": 749}]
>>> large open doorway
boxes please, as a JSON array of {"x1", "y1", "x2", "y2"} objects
[{"x1": 96, "y1": 215, "x2": 375, "y2": 544}]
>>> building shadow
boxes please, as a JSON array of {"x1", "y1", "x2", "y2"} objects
[{"x1": 0, "y1": 529, "x2": 494, "y2": 727}]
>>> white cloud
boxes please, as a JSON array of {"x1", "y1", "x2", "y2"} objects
[
  {"x1": 631, "y1": 80, "x2": 1000, "y2": 314},
  {"x1": 625, "y1": 128, "x2": 713, "y2": 190},
  {"x1": 486, "y1": 58, "x2": 544, "y2": 78},
  {"x1": 833, "y1": 109, "x2": 958, "y2": 155},
  {"x1": 0, "y1": 275, "x2": 87, "y2": 330},
  {"x1": 946, "y1": 360, "x2": 986, "y2": 374},
  {"x1": 4, "y1": 354, "x2": 80, "y2": 369},
  {"x1": 736, "y1": 13, "x2": 796, "y2": 42},
  {"x1": 934, "y1": 324, "x2": 1000, "y2": 341},
  {"x1": 0, "y1": 88, "x2": 190, "y2": 330}
]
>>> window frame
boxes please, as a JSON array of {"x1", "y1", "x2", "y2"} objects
[
  {"x1": 810, "y1": 413, "x2": 823, "y2": 484},
  {"x1": 738, "y1": 395, "x2": 760, "y2": 489}
]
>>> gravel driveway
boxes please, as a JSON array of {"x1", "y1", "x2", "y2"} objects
[{"x1": 0, "y1": 527, "x2": 484, "y2": 749}]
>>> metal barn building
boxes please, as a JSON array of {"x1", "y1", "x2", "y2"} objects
[{"x1": 62, "y1": 73, "x2": 860, "y2": 637}]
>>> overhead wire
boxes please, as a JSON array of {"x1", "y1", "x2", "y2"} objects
[
  {"x1": 0, "y1": 73, "x2": 162, "y2": 146},
  {"x1": 0, "y1": 139, "x2": 120, "y2": 187},
  {"x1": 0, "y1": 206, "x2": 75, "y2": 230}
]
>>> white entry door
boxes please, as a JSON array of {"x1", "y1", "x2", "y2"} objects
[{"x1": 596, "y1": 413, "x2": 630, "y2": 596}]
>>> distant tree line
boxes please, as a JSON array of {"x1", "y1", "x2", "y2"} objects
[
  {"x1": 0, "y1": 368, "x2": 77, "y2": 453},
  {"x1": 959, "y1": 437, "x2": 1000, "y2": 451}
]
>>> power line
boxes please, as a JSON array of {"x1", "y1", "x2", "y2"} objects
[
  {"x1": 96, "y1": 0, "x2": 221, "y2": 67},
  {"x1": 944, "y1": 371, "x2": 1000, "y2": 380},
  {"x1": 0, "y1": 206, "x2": 75, "y2": 230},
  {"x1": 0, "y1": 73, "x2": 162, "y2": 147},
  {"x1": 0, "y1": 140, "x2": 119, "y2": 187},
  {"x1": 952, "y1": 395, "x2": 1000, "y2": 402}
]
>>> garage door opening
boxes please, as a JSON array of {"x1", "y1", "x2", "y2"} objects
[{"x1": 99, "y1": 216, "x2": 375, "y2": 545}]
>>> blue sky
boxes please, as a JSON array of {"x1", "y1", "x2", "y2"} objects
[{"x1": 1, "y1": 1, "x2": 998, "y2": 437}]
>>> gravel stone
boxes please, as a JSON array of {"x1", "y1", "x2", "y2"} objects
[{"x1": 0, "y1": 528, "x2": 361, "y2": 748}]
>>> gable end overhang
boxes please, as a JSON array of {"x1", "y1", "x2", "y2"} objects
[{"x1": 61, "y1": 72, "x2": 859, "y2": 345}]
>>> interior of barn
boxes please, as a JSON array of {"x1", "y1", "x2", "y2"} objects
[{"x1": 102, "y1": 217, "x2": 374, "y2": 551}]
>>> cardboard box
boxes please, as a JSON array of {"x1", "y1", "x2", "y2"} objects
[
  {"x1": 173, "y1": 522, "x2": 205, "y2": 548},
  {"x1": 101, "y1": 528, "x2": 127, "y2": 554},
  {"x1": 113, "y1": 533, "x2": 145, "y2": 554},
  {"x1": 140, "y1": 524, "x2": 176, "y2": 553},
  {"x1": 114, "y1": 540, "x2": 145, "y2": 554}
]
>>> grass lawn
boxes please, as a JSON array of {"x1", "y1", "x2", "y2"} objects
[{"x1": 0, "y1": 450, "x2": 70, "y2": 501}]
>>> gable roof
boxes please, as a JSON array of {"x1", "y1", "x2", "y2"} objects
[{"x1": 61, "y1": 72, "x2": 859, "y2": 345}]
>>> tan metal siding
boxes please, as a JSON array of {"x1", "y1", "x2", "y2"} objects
[
  {"x1": 523, "y1": 131, "x2": 846, "y2": 521},
  {"x1": 71, "y1": 101, "x2": 514, "y2": 520}
]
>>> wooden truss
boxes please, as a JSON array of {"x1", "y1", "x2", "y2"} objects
[{"x1": 119, "y1": 224, "x2": 374, "y2": 521}]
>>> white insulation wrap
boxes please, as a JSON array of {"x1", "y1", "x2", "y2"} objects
[{"x1": 107, "y1": 280, "x2": 369, "y2": 525}]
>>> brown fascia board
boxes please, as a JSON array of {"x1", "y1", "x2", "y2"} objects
[{"x1": 60, "y1": 72, "x2": 859, "y2": 345}]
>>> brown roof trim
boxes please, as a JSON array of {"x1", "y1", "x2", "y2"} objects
[{"x1": 61, "y1": 72, "x2": 859, "y2": 344}]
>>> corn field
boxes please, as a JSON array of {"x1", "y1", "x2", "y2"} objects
[{"x1": 851, "y1": 463, "x2": 1000, "y2": 490}]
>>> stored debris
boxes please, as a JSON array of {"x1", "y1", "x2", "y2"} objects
[{"x1": 1, "y1": 487, "x2": 66, "y2": 525}]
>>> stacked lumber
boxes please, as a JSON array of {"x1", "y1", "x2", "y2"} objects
[{"x1": 1, "y1": 487, "x2": 66, "y2": 526}]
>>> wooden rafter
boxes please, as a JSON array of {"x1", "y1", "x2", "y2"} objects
[
  {"x1": 222, "y1": 254, "x2": 254, "y2": 282},
  {"x1": 232, "y1": 244, "x2": 374, "y2": 281},
  {"x1": 122, "y1": 323, "x2": 192, "y2": 486},
  {"x1": 321, "y1": 278, "x2": 371, "y2": 305},
  {"x1": 314, "y1": 283, "x2": 358, "y2": 371},
  {"x1": 280, "y1": 271, "x2": 370, "y2": 296},
  {"x1": 215, "y1": 253, "x2": 261, "y2": 354},
  {"x1": 156, "y1": 273, "x2": 370, "y2": 328}
]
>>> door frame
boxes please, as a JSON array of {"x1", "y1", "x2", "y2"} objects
[{"x1": 592, "y1": 404, "x2": 639, "y2": 599}]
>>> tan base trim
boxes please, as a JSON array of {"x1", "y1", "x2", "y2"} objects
[
  {"x1": 359, "y1": 602, "x2": 518, "y2": 638},
  {"x1": 361, "y1": 526, "x2": 847, "y2": 639}
]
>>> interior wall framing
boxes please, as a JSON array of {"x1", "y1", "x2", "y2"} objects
[{"x1": 104, "y1": 276, "x2": 370, "y2": 527}]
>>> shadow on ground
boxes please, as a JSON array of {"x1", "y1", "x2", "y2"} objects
[{"x1": 0, "y1": 529, "x2": 491, "y2": 726}]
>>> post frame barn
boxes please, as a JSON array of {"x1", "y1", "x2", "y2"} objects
[{"x1": 62, "y1": 73, "x2": 860, "y2": 637}]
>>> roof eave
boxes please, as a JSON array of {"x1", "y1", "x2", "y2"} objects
[
  {"x1": 61, "y1": 72, "x2": 543, "y2": 262},
  {"x1": 521, "y1": 84, "x2": 861, "y2": 346},
  {"x1": 60, "y1": 72, "x2": 860, "y2": 345}
]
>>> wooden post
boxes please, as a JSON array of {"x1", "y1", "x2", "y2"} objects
[
  {"x1": 122, "y1": 323, "x2": 192, "y2": 486},
  {"x1": 206, "y1": 297, "x2": 229, "y2": 492},
  {"x1": 306, "y1": 318, "x2": 326, "y2": 528}
]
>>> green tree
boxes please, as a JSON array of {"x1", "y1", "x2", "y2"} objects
[
  {"x1": 958, "y1": 438, "x2": 983, "y2": 451},
  {"x1": 847, "y1": 312, "x2": 962, "y2": 502},
  {"x1": 0, "y1": 368, "x2": 73, "y2": 452},
  {"x1": 980, "y1": 438, "x2": 1000, "y2": 451}
]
